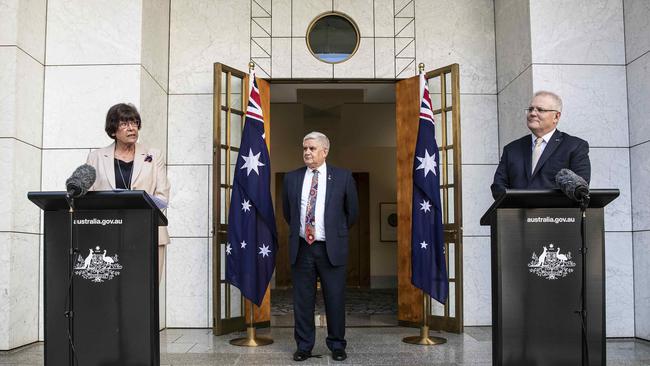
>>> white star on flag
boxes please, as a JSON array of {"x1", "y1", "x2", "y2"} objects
[
  {"x1": 240, "y1": 148, "x2": 265, "y2": 176},
  {"x1": 419, "y1": 199, "x2": 431, "y2": 213},
  {"x1": 258, "y1": 244, "x2": 271, "y2": 258},
  {"x1": 241, "y1": 199, "x2": 251, "y2": 212},
  {"x1": 240, "y1": 240, "x2": 247, "y2": 249},
  {"x1": 416, "y1": 149, "x2": 437, "y2": 178},
  {"x1": 226, "y1": 243, "x2": 232, "y2": 255},
  {"x1": 420, "y1": 241, "x2": 428, "y2": 249}
]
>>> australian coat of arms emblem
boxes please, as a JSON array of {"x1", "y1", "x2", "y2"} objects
[
  {"x1": 528, "y1": 243, "x2": 576, "y2": 280},
  {"x1": 74, "y1": 246, "x2": 123, "y2": 283}
]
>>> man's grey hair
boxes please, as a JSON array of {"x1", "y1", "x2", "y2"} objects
[
  {"x1": 303, "y1": 131, "x2": 330, "y2": 151},
  {"x1": 532, "y1": 90, "x2": 563, "y2": 112}
]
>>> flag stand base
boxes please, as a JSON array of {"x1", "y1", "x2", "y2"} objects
[
  {"x1": 229, "y1": 326, "x2": 273, "y2": 347},
  {"x1": 230, "y1": 299, "x2": 273, "y2": 347},
  {"x1": 403, "y1": 294, "x2": 447, "y2": 346},
  {"x1": 402, "y1": 325, "x2": 446, "y2": 345}
]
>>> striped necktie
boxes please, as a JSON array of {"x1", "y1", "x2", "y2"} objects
[
  {"x1": 531, "y1": 137, "x2": 543, "y2": 174},
  {"x1": 304, "y1": 170, "x2": 319, "y2": 244}
]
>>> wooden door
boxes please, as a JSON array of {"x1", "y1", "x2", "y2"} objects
[
  {"x1": 212, "y1": 63, "x2": 272, "y2": 335},
  {"x1": 274, "y1": 172, "x2": 370, "y2": 288},
  {"x1": 395, "y1": 64, "x2": 463, "y2": 333}
]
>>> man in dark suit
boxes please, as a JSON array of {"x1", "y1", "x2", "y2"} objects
[
  {"x1": 491, "y1": 91, "x2": 591, "y2": 198},
  {"x1": 282, "y1": 131, "x2": 358, "y2": 362}
]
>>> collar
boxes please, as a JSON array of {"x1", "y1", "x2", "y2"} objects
[
  {"x1": 307, "y1": 162, "x2": 327, "y2": 176},
  {"x1": 531, "y1": 129, "x2": 556, "y2": 145}
]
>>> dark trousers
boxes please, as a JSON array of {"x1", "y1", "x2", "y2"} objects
[{"x1": 292, "y1": 238, "x2": 347, "y2": 352}]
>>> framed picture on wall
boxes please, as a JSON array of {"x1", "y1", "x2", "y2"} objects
[{"x1": 379, "y1": 202, "x2": 397, "y2": 242}]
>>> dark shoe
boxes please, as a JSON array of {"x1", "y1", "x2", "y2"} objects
[
  {"x1": 332, "y1": 349, "x2": 347, "y2": 361},
  {"x1": 293, "y1": 350, "x2": 311, "y2": 362}
]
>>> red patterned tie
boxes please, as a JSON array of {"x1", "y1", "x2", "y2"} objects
[{"x1": 305, "y1": 170, "x2": 319, "y2": 244}]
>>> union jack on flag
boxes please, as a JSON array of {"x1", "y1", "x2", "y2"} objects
[
  {"x1": 225, "y1": 70, "x2": 278, "y2": 306},
  {"x1": 410, "y1": 72, "x2": 448, "y2": 304}
]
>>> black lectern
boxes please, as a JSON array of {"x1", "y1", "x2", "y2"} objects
[
  {"x1": 480, "y1": 189, "x2": 618, "y2": 366},
  {"x1": 28, "y1": 190, "x2": 167, "y2": 366}
]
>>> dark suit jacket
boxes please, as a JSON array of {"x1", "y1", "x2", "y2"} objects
[
  {"x1": 491, "y1": 130, "x2": 591, "y2": 199},
  {"x1": 282, "y1": 164, "x2": 359, "y2": 266}
]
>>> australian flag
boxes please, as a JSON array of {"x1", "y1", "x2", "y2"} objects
[
  {"x1": 411, "y1": 72, "x2": 448, "y2": 305},
  {"x1": 225, "y1": 70, "x2": 278, "y2": 307}
]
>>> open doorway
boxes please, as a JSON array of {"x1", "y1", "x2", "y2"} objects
[{"x1": 269, "y1": 83, "x2": 398, "y2": 327}]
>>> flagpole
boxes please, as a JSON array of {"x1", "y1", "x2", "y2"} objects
[
  {"x1": 229, "y1": 60, "x2": 273, "y2": 347},
  {"x1": 403, "y1": 63, "x2": 446, "y2": 346},
  {"x1": 229, "y1": 299, "x2": 273, "y2": 346}
]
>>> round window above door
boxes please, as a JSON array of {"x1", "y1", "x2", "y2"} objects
[{"x1": 306, "y1": 12, "x2": 360, "y2": 64}]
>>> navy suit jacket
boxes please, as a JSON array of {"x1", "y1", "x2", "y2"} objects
[
  {"x1": 282, "y1": 164, "x2": 359, "y2": 266},
  {"x1": 491, "y1": 130, "x2": 591, "y2": 199}
]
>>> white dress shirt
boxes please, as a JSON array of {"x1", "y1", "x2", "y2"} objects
[
  {"x1": 300, "y1": 163, "x2": 327, "y2": 241},
  {"x1": 531, "y1": 128, "x2": 556, "y2": 155}
]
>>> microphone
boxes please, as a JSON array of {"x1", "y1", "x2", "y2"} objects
[
  {"x1": 66, "y1": 164, "x2": 96, "y2": 198},
  {"x1": 555, "y1": 168, "x2": 589, "y2": 203}
]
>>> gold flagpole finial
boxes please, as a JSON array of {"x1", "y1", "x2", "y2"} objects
[
  {"x1": 249, "y1": 61, "x2": 255, "y2": 71},
  {"x1": 418, "y1": 63, "x2": 425, "y2": 73}
]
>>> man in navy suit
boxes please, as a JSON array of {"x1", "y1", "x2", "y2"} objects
[
  {"x1": 282, "y1": 132, "x2": 358, "y2": 362},
  {"x1": 491, "y1": 91, "x2": 591, "y2": 198}
]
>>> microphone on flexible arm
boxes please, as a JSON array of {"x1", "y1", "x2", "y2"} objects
[
  {"x1": 555, "y1": 168, "x2": 590, "y2": 209},
  {"x1": 65, "y1": 164, "x2": 96, "y2": 198}
]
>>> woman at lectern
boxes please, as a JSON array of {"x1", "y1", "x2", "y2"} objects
[{"x1": 86, "y1": 103, "x2": 171, "y2": 280}]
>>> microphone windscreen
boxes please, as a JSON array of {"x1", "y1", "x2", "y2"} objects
[
  {"x1": 555, "y1": 168, "x2": 588, "y2": 201},
  {"x1": 66, "y1": 164, "x2": 96, "y2": 197}
]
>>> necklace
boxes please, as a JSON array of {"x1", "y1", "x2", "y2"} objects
[{"x1": 116, "y1": 159, "x2": 133, "y2": 190}]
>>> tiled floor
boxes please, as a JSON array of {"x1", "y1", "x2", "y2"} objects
[{"x1": 2, "y1": 327, "x2": 650, "y2": 365}]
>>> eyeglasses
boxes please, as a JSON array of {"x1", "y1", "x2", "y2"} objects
[
  {"x1": 525, "y1": 107, "x2": 559, "y2": 114},
  {"x1": 118, "y1": 120, "x2": 140, "y2": 129}
]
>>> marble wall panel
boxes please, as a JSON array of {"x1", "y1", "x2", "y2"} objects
[
  {"x1": 415, "y1": 0, "x2": 496, "y2": 94},
  {"x1": 271, "y1": 0, "x2": 291, "y2": 37},
  {"x1": 532, "y1": 65, "x2": 628, "y2": 148},
  {"x1": 169, "y1": 0, "x2": 250, "y2": 94},
  {"x1": 43, "y1": 65, "x2": 141, "y2": 149},
  {"x1": 604, "y1": 232, "x2": 634, "y2": 337},
  {"x1": 590, "y1": 148, "x2": 631, "y2": 232},
  {"x1": 0, "y1": 49, "x2": 44, "y2": 147},
  {"x1": 291, "y1": 0, "x2": 331, "y2": 37},
  {"x1": 0, "y1": 0, "x2": 18, "y2": 46},
  {"x1": 291, "y1": 38, "x2": 333, "y2": 78},
  {"x1": 166, "y1": 165, "x2": 210, "y2": 238},
  {"x1": 40, "y1": 148, "x2": 90, "y2": 191},
  {"x1": 497, "y1": 67, "x2": 533, "y2": 152},
  {"x1": 623, "y1": 0, "x2": 650, "y2": 62},
  {"x1": 141, "y1": 0, "x2": 170, "y2": 90},
  {"x1": 167, "y1": 95, "x2": 212, "y2": 165},
  {"x1": 46, "y1": 0, "x2": 142, "y2": 65},
  {"x1": 631, "y1": 142, "x2": 650, "y2": 231},
  {"x1": 138, "y1": 70, "x2": 168, "y2": 157},
  {"x1": 374, "y1": 38, "x2": 394, "y2": 79},
  {"x1": 627, "y1": 52, "x2": 650, "y2": 146},
  {"x1": 633, "y1": 231, "x2": 650, "y2": 340},
  {"x1": 0, "y1": 140, "x2": 41, "y2": 233},
  {"x1": 166, "y1": 237, "x2": 209, "y2": 327},
  {"x1": 494, "y1": 0, "x2": 531, "y2": 91},
  {"x1": 0, "y1": 0, "x2": 47, "y2": 63},
  {"x1": 334, "y1": 0, "x2": 373, "y2": 38},
  {"x1": 530, "y1": 0, "x2": 624, "y2": 65},
  {"x1": 333, "y1": 37, "x2": 374, "y2": 79},
  {"x1": 461, "y1": 165, "x2": 496, "y2": 236},
  {"x1": 271, "y1": 37, "x2": 291, "y2": 78},
  {"x1": 462, "y1": 236, "x2": 491, "y2": 326},
  {"x1": 0, "y1": 232, "x2": 40, "y2": 350},
  {"x1": 459, "y1": 94, "x2": 498, "y2": 165},
  {"x1": 373, "y1": 0, "x2": 394, "y2": 37}
]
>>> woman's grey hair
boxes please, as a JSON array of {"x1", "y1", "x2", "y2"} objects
[
  {"x1": 532, "y1": 90, "x2": 563, "y2": 112},
  {"x1": 303, "y1": 131, "x2": 330, "y2": 151}
]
